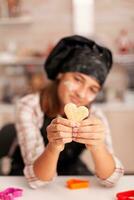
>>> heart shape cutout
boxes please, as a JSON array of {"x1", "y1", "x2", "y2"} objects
[{"x1": 64, "y1": 103, "x2": 89, "y2": 122}]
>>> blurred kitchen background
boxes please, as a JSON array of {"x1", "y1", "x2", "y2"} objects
[{"x1": 0, "y1": 0, "x2": 134, "y2": 174}]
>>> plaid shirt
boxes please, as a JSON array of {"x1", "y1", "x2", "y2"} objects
[{"x1": 15, "y1": 93, "x2": 124, "y2": 189}]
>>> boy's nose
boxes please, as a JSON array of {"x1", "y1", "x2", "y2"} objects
[{"x1": 77, "y1": 88, "x2": 87, "y2": 99}]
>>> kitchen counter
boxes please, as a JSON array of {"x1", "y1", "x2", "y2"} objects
[
  {"x1": 0, "y1": 53, "x2": 45, "y2": 65},
  {"x1": 95, "y1": 101, "x2": 134, "y2": 111},
  {"x1": 0, "y1": 176, "x2": 133, "y2": 200}
]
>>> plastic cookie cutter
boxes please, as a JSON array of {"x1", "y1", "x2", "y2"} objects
[
  {"x1": 0, "y1": 187, "x2": 23, "y2": 200},
  {"x1": 116, "y1": 190, "x2": 134, "y2": 200},
  {"x1": 66, "y1": 178, "x2": 90, "y2": 189}
]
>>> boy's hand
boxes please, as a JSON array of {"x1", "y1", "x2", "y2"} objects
[
  {"x1": 72, "y1": 116, "x2": 105, "y2": 149},
  {"x1": 47, "y1": 116, "x2": 78, "y2": 152}
]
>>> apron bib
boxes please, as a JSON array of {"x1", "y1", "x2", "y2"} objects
[{"x1": 10, "y1": 115, "x2": 92, "y2": 176}]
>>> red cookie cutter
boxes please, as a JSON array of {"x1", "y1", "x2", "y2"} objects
[{"x1": 116, "y1": 190, "x2": 134, "y2": 200}]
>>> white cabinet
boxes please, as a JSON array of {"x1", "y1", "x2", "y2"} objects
[
  {"x1": 99, "y1": 103, "x2": 134, "y2": 174},
  {"x1": 0, "y1": 104, "x2": 15, "y2": 129}
]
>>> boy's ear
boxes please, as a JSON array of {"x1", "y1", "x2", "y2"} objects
[{"x1": 56, "y1": 73, "x2": 63, "y2": 80}]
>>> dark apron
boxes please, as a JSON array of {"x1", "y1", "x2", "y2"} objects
[{"x1": 10, "y1": 115, "x2": 92, "y2": 176}]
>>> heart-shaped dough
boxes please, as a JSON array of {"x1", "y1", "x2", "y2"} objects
[{"x1": 64, "y1": 103, "x2": 89, "y2": 122}]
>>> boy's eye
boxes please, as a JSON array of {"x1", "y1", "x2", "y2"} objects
[
  {"x1": 90, "y1": 87, "x2": 98, "y2": 94},
  {"x1": 74, "y1": 76, "x2": 81, "y2": 82}
]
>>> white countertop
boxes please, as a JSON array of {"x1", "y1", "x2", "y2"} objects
[{"x1": 0, "y1": 176, "x2": 133, "y2": 200}]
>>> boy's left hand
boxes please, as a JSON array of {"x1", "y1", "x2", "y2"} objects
[{"x1": 72, "y1": 116, "x2": 105, "y2": 149}]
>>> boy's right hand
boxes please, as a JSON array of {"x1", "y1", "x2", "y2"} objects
[{"x1": 47, "y1": 116, "x2": 78, "y2": 152}]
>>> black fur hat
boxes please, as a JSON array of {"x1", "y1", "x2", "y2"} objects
[{"x1": 44, "y1": 35, "x2": 113, "y2": 86}]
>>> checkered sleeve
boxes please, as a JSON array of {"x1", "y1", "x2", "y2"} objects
[
  {"x1": 15, "y1": 94, "x2": 53, "y2": 189},
  {"x1": 96, "y1": 156, "x2": 124, "y2": 187},
  {"x1": 93, "y1": 106, "x2": 124, "y2": 187}
]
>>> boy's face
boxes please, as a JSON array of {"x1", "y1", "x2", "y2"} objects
[{"x1": 57, "y1": 72, "x2": 100, "y2": 107}]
